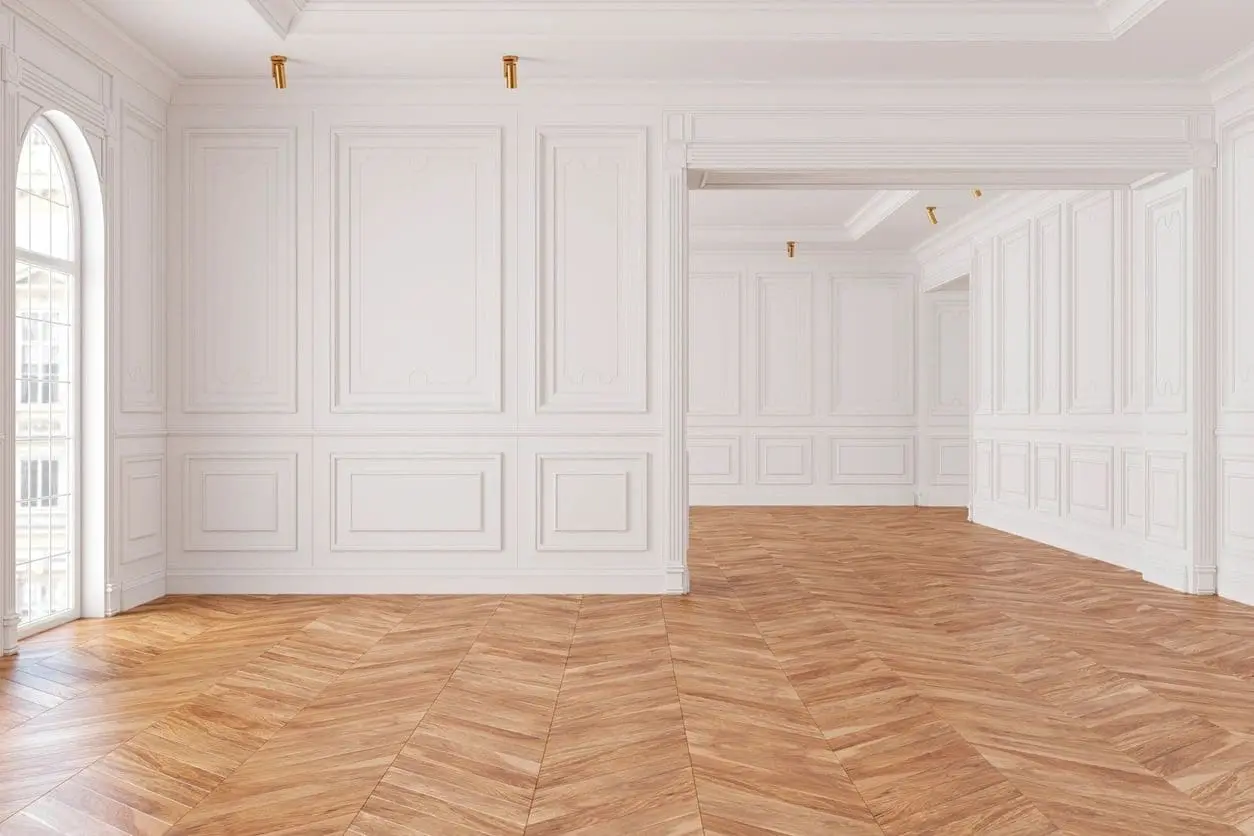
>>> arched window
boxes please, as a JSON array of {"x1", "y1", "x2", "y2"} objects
[{"x1": 15, "y1": 119, "x2": 79, "y2": 633}]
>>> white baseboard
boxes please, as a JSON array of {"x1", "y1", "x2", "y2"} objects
[
  {"x1": 166, "y1": 570, "x2": 669, "y2": 595},
  {"x1": 972, "y1": 504, "x2": 1193, "y2": 594},
  {"x1": 122, "y1": 571, "x2": 167, "y2": 611},
  {"x1": 1219, "y1": 562, "x2": 1254, "y2": 607},
  {"x1": 690, "y1": 485, "x2": 916, "y2": 506},
  {"x1": 917, "y1": 486, "x2": 969, "y2": 507}
]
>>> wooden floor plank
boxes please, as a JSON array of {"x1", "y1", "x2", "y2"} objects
[{"x1": 2, "y1": 508, "x2": 1254, "y2": 834}]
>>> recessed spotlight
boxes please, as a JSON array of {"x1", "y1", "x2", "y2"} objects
[
  {"x1": 926, "y1": 206, "x2": 938, "y2": 225},
  {"x1": 270, "y1": 55, "x2": 287, "y2": 89},
  {"x1": 503, "y1": 55, "x2": 518, "y2": 88}
]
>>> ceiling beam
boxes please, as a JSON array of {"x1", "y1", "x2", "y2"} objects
[
  {"x1": 244, "y1": 0, "x2": 308, "y2": 37},
  {"x1": 844, "y1": 190, "x2": 919, "y2": 240}
]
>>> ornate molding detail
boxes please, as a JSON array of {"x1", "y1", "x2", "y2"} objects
[{"x1": 0, "y1": 46, "x2": 20, "y2": 87}]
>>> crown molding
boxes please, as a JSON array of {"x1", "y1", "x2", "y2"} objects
[
  {"x1": 1206, "y1": 42, "x2": 1254, "y2": 108},
  {"x1": 294, "y1": 1, "x2": 1112, "y2": 41},
  {"x1": 244, "y1": 0, "x2": 308, "y2": 37},
  {"x1": 845, "y1": 190, "x2": 919, "y2": 240},
  {"x1": 1097, "y1": 0, "x2": 1168, "y2": 38},
  {"x1": 912, "y1": 190, "x2": 1062, "y2": 262}
]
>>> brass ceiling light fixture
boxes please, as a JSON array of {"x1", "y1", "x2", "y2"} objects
[
  {"x1": 270, "y1": 55, "x2": 287, "y2": 89},
  {"x1": 972, "y1": 188, "x2": 983, "y2": 199},
  {"x1": 926, "y1": 206, "x2": 938, "y2": 225},
  {"x1": 786, "y1": 241, "x2": 796, "y2": 258},
  {"x1": 503, "y1": 55, "x2": 518, "y2": 89}
]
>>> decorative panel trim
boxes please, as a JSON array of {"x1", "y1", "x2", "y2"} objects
[
  {"x1": 1067, "y1": 444, "x2": 1115, "y2": 527},
  {"x1": 930, "y1": 437, "x2": 969, "y2": 487},
  {"x1": 1034, "y1": 205, "x2": 1063, "y2": 414},
  {"x1": 828, "y1": 436, "x2": 914, "y2": 485},
  {"x1": 330, "y1": 127, "x2": 503, "y2": 413},
  {"x1": 995, "y1": 440, "x2": 1031, "y2": 507},
  {"x1": 754, "y1": 435, "x2": 814, "y2": 485},
  {"x1": 1033, "y1": 442, "x2": 1062, "y2": 515},
  {"x1": 330, "y1": 453, "x2": 503, "y2": 551},
  {"x1": 930, "y1": 299, "x2": 968, "y2": 417},
  {"x1": 688, "y1": 436, "x2": 741, "y2": 485},
  {"x1": 1144, "y1": 188, "x2": 1189, "y2": 414},
  {"x1": 1146, "y1": 450, "x2": 1187, "y2": 548},
  {"x1": 1222, "y1": 125, "x2": 1254, "y2": 413},
  {"x1": 536, "y1": 453, "x2": 649, "y2": 551},
  {"x1": 121, "y1": 455, "x2": 164, "y2": 565},
  {"x1": 1120, "y1": 447, "x2": 1146, "y2": 533},
  {"x1": 183, "y1": 452, "x2": 298, "y2": 551},
  {"x1": 537, "y1": 126, "x2": 648, "y2": 413},
  {"x1": 830, "y1": 275, "x2": 914, "y2": 416},
  {"x1": 182, "y1": 128, "x2": 298, "y2": 414},
  {"x1": 1220, "y1": 455, "x2": 1254, "y2": 555},
  {"x1": 974, "y1": 440, "x2": 994, "y2": 501},
  {"x1": 119, "y1": 104, "x2": 165, "y2": 414},
  {"x1": 995, "y1": 221, "x2": 1032, "y2": 415},
  {"x1": 688, "y1": 271, "x2": 742, "y2": 416},
  {"x1": 1066, "y1": 192, "x2": 1117, "y2": 415},
  {"x1": 755, "y1": 273, "x2": 814, "y2": 416}
]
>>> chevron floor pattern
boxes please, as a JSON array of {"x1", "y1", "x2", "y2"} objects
[{"x1": 3, "y1": 507, "x2": 1254, "y2": 834}]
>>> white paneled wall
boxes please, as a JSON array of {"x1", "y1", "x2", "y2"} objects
[
  {"x1": 962, "y1": 182, "x2": 1216, "y2": 595},
  {"x1": 165, "y1": 105, "x2": 676, "y2": 594},
  {"x1": 1218, "y1": 105, "x2": 1254, "y2": 606},
  {"x1": 686, "y1": 251, "x2": 968, "y2": 505},
  {"x1": 0, "y1": 2, "x2": 170, "y2": 650}
]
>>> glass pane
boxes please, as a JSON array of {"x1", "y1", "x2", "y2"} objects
[
  {"x1": 15, "y1": 560, "x2": 30, "y2": 624},
  {"x1": 27, "y1": 557, "x2": 51, "y2": 622},
  {"x1": 15, "y1": 192, "x2": 29, "y2": 252},
  {"x1": 50, "y1": 551, "x2": 69, "y2": 613},
  {"x1": 24, "y1": 264, "x2": 50, "y2": 321},
  {"x1": 49, "y1": 203, "x2": 71, "y2": 261},
  {"x1": 48, "y1": 155, "x2": 69, "y2": 208},
  {"x1": 31, "y1": 132, "x2": 51, "y2": 201},
  {"x1": 50, "y1": 272, "x2": 72, "y2": 325},
  {"x1": 28, "y1": 195, "x2": 51, "y2": 255}
]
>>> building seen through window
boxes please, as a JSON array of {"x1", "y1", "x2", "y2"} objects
[{"x1": 14, "y1": 122, "x2": 76, "y2": 629}]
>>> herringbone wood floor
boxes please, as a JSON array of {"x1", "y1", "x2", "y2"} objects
[{"x1": 3, "y1": 508, "x2": 1254, "y2": 835}]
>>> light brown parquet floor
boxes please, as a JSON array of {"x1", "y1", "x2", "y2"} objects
[{"x1": 3, "y1": 508, "x2": 1254, "y2": 835}]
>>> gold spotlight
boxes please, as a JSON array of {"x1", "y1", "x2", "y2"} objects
[
  {"x1": 786, "y1": 241, "x2": 796, "y2": 258},
  {"x1": 503, "y1": 55, "x2": 518, "y2": 89},
  {"x1": 972, "y1": 188, "x2": 983, "y2": 199},
  {"x1": 270, "y1": 55, "x2": 287, "y2": 89},
  {"x1": 926, "y1": 206, "x2": 938, "y2": 225}
]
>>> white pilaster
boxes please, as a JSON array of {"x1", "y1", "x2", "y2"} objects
[
  {"x1": 1, "y1": 45, "x2": 19, "y2": 653},
  {"x1": 1191, "y1": 166, "x2": 1219, "y2": 594},
  {"x1": 664, "y1": 135, "x2": 690, "y2": 594}
]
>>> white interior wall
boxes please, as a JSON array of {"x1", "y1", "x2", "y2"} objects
[
  {"x1": 1216, "y1": 92, "x2": 1254, "y2": 607},
  {"x1": 685, "y1": 249, "x2": 969, "y2": 506},
  {"x1": 0, "y1": 0, "x2": 171, "y2": 652},
  {"x1": 163, "y1": 103, "x2": 681, "y2": 594},
  {"x1": 953, "y1": 181, "x2": 1217, "y2": 596}
]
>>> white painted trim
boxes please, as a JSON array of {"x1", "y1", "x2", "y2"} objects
[
  {"x1": 167, "y1": 569, "x2": 668, "y2": 595},
  {"x1": 845, "y1": 190, "x2": 918, "y2": 240},
  {"x1": 121, "y1": 570, "x2": 166, "y2": 610},
  {"x1": 244, "y1": 0, "x2": 308, "y2": 37},
  {"x1": 691, "y1": 486, "x2": 917, "y2": 506}
]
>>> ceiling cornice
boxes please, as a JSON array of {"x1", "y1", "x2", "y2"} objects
[
  {"x1": 1096, "y1": 0, "x2": 1169, "y2": 38},
  {"x1": 844, "y1": 190, "x2": 919, "y2": 240},
  {"x1": 293, "y1": 1, "x2": 1112, "y2": 41},
  {"x1": 243, "y1": 0, "x2": 308, "y2": 37}
]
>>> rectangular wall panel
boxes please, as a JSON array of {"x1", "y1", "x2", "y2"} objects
[
  {"x1": 183, "y1": 453, "x2": 298, "y2": 551},
  {"x1": 829, "y1": 437, "x2": 914, "y2": 485},
  {"x1": 1146, "y1": 451, "x2": 1187, "y2": 548},
  {"x1": 831, "y1": 277, "x2": 913, "y2": 416},
  {"x1": 183, "y1": 129, "x2": 297, "y2": 413},
  {"x1": 1221, "y1": 456, "x2": 1254, "y2": 553},
  {"x1": 996, "y1": 223, "x2": 1031, "y2": 414},
  {"x1": 330, "y1": 454, "x2": 502, "y2": 551},
  {"x1": 931, "y1": 437, "x2": 970, "y2": 486},
  {"x1": 119, "y1": 107, "x2": 163, "y2": 414},
  {"x1": 974, "y1": 243, "x2": 994, "y2": 414},
  {"x1": 688, "y1": 272, "x2": 741, "y2": 416},
  {"x1": 1067, "y1": 445, "x2": 1115, "y2": 526},
  {"x1": 755, "y1": 435, "x2": 814, "y2": 485},
  {"x1": 974, "y1": 440, "x2": 994, "y2": 501},
  {"x1": 537, "y1": 127, "x2": 647, "y2": 413},
  {"x1": 755, "y1": 274, "x2": 814, "y2": 416},
  {"x1": 1121, "y1": 448, "x2": 1146, "y2": 533},
  {"x1": 1068, "y1": 193, "x2": 1116, "y2": 414},
  {"x1": 332, "y1": 128, "x2": 503, "y2": 412},
  {"x1": 1035, "y1": 206, "x2": 1063, "y2": 414},
  {"x1": 1225, "y1": 130, "x2": 1254, "y2": 412},
  {"x1": 688, "y1": 436, "x2": 741, "y2": 485},
  {"x1": 995, "y1": 441, "x2": 1030, "y2": 506},
  {"x1": 931, "y1": 300, "x2": 969, "y2": 417},
  {"x1": 121, "y1": 455, "x2": 164, "y2": 564},
  {"x1": 536, "y1": 454, "x2": 648, "y2": 551},
  {"x1": 1034, "y1": 442, "x2": 1062, "y2": 515},
  {"x1": 1145, "y1": 188, "x2": 1189, "y2": 414}
]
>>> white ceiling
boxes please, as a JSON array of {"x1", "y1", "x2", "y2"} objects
[
  {"x1": 689, "y1": 188, "x2": 1001, "y2": 252},
  {"x1": 77, "y1": 0, "x2": 1254, "y2": 82}
]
